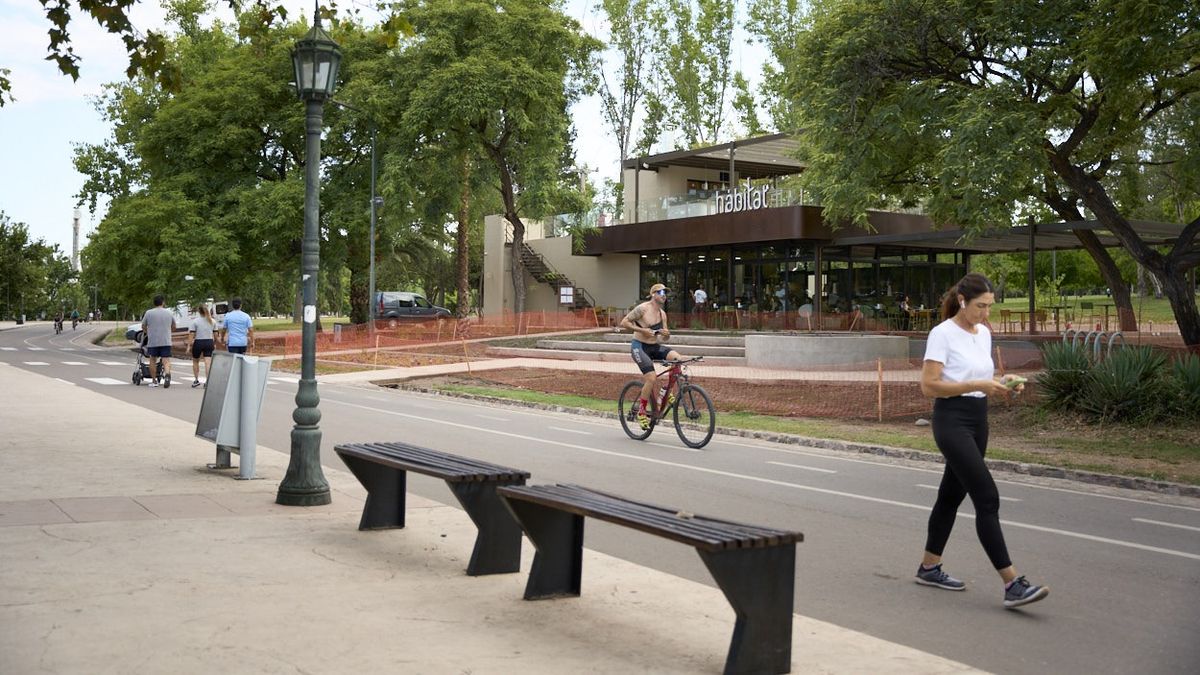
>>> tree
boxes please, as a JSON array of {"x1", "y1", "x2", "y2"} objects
[
  {"x1": 788, "y1": 0, "x2": 1200, "y2": 345},
  {"x1": 655, "y1": 0, "x2": 736, "y2": 147},
  {"x1": 594, "y1": 0, "x2": 661, "y2": 215},
  {"x1": 0, "y1": 212, "x2": 65, "y2": 319},
  {"x1": 745, "y1": 0, "x2": 804, "y2": 132},
  {"x1": 398, "y1": 0, "x2": 598, "y2": 315}
]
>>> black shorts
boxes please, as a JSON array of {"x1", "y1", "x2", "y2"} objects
[
  {"x1": 191, "y1": 339, "x2": 214, "y2": 358},
  {"x1": 228, "y1": 345, "x2": 247, "y2": 354},
  {"x1": 631, "y1": 340, "x2": 670, "y2": 374},
  {"x1": 146, "y1": 345, "x2": 172, "y2": 358}
]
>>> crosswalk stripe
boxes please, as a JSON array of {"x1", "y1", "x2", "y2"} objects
[
  {"x1": 24, "y1": 361, "x2": 49, "y2": 366},
  {"x1": 0, "y1": 347, "x2": 16, "y2": 351},
  {"x1": 61, "y1": 347, "x2": 75, "y2": 351},
  {"x1": 85, "y1": 377, "x2": 127, "y2": 386},
  {"x1": 62, "y1": 361, "x2": 87, "y2": 366},
  {"x1": 100, "y1": 361, "x2": 127, "y2": 366},
  {"x1": 28, "y1": 347, "x2": 45, "y2": 351},
  {"x1": 54, "y1": 378, "x2": 75, "y2": 386}
]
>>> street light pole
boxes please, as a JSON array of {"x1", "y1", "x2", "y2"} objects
[{"x1": 277, "y1": 6, "x2": 340, "y2": 507}]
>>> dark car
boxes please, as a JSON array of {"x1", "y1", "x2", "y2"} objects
[{"x1": 374, "y1": 291, "x2": 451, "y2": 325}]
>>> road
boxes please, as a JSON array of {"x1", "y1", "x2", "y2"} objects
[{"x1": 3, "y1": 322, "x2": 1198, "y2": 674}]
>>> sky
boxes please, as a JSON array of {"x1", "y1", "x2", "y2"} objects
[{"x1": 0, "y1": 0, "x2": 768, "y2": 257}]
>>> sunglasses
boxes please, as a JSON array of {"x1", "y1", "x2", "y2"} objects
[{"x1": 654, "y1": 290, "x2": 668, "y2": 296}]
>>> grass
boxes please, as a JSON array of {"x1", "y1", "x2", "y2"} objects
[
  {"x1": 252, "y1": 316, "x2": 349, "y2": 332},
  {"x1": 992, "y1": 294, "x2": 1187, "y2": 325}
]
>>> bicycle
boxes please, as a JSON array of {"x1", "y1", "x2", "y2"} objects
[{"x1": 618, "y1": 356, "x2": 716, "y2": 449}]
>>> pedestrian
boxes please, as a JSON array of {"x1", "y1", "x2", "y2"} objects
[
  {"x1": 140, "y1": 294, "x2": 177, "y2": 388},
  {"x1": 916, "y1": 272, "x2": 1048, "y2": 609},
  {"x1": 221, "y1": 297, "x2": 254, "y2": 354},
  {"x1": 187, "y1": 304, "x2": 217, "y2": 388},
  {"x1": 692, "y1": 285, "x2": 707, "y2": 314}
]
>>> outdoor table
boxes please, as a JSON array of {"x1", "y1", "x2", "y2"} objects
[
  {"x1": 1097, "y1": 303, "x2": 1116, "y2": 331},
  {"x1": 1048, "y1": 305, "x2": 1067, "y2": 332}
]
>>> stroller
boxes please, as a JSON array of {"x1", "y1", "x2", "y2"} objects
[{"x1": 131, "y1": 330, "x2": 171, "y2": 387}]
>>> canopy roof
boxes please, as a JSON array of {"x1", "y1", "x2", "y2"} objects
[
  {"x1": 833, "y1": 219, "x2": 1186, "y2": 253},
  {"x1": 622, "y1": 133, "x2": 804, "y2": 179}
]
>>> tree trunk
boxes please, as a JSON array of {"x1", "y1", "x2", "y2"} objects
[
  {"x1": 1073, "y1": 229, "x2": 1138, "y2": 332},
  {"x1": 1158, "y1": 269, "x2": 1200, "y2": 350},
  {"x1": 456, "y1": 153, "x2": 472, "y2": 318}
]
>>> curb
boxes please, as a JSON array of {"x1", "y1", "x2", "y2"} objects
[{"x1": 385, "y1": 382, "x2": 1200, "y2": 499}]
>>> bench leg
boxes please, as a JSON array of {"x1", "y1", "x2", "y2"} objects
[
  {"x1": 503, "y1": 500, "x2": 584, "y2": 599},
  {"x1": 339, "y1": 454, "x2": 407, "y2": 530},
  {"x1": 698, "y1": 544, "x2": 796, "y2": 675},
  {"x1": 448, "y1": 481, "x2": 525, "y2": 576}
]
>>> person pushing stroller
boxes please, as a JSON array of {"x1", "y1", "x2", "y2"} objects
[{"x1": 140, "y1": 295, "x2": 177, "y2": 388}]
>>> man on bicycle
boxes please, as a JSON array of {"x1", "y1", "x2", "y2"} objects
[{"x1": 620, "y1": 283, "x2": 686, "y2": 430}]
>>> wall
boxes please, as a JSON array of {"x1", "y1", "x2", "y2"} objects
[
  {"x1": 483, "y1": 214, "x2": 641, "y2": 316},
  {"x1": 621, "y1": 165, "x2": 730, "y2": 223}
]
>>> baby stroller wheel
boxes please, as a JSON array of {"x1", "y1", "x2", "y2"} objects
[{"x1": 133, "y1": 371, "x2": 142, "y2": 385}]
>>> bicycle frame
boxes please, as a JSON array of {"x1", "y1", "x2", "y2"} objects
[{"x1": 648, "y1": 357, "x2": 701, "y2": 418}]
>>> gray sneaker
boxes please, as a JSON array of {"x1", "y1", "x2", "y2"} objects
[
  {"x1": 915, "y1": 563, "x2": 965, "y2": 591},
  {"x1": 1003, "y1": 576, "x2": 1049, "y2": 608}
]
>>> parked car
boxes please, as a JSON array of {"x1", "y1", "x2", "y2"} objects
[{"x1": 374, "y1": 291, "x2": 451, "y2": 325}]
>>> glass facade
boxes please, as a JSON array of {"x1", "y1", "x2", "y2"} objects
[{"x1": 639, "y1": 242, "x2": 968, "y2": 327}]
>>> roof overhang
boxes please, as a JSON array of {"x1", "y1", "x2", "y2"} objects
[{"x1": 622, "y1": 133, "x2": 804, "y2": 180}]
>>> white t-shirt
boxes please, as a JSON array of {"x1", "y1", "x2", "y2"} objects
[
  {"x1": 693, "y1": 289, "x2": 708, "y2": 304},
  {"x1": 924, "y1": 319, "x2": 994, "y2": 398}
]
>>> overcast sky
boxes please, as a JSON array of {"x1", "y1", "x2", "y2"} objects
[{"x1": 0, "y1": 0, "x2": 767, "y2": 256}]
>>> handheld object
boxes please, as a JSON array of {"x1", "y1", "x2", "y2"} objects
[{"x1": 1004, "y1": 375, "x2": 1028, "y2": 389}]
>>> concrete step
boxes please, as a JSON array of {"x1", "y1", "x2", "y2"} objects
[
  {"x1": 490, "y1": 346, "x2": 747, "y2": 367},
  {"x1": 601, "y1": 332, "x2": 746, "y2": 347},
  {"x1": 536, "y1": 340, "x2": 745, "y2": 357}
]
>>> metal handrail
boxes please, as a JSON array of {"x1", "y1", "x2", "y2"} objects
[{"x1": 517, "y1": 241, "x2": 596, "y2": 309}]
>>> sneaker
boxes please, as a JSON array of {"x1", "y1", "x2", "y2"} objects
[
  {"x1": 148, "y1": 381, "x2": 159, "y2": 388},
  {"x1": 915, "y1": 563, "x2": 966, "y2": 591},
  {"x1": 1003, "y1": 576, "x2": 1049, "y2": 609},
  {"x1": 192, "y1": 380, "x2": 202, "y2": 388},
  {"x1": 163, "y1": 373, "x2": 171, "y2": 389}
]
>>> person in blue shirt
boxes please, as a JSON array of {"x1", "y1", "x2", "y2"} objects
[{"x1": 221, "y1": 298, "x2": 255, "y2": 354}]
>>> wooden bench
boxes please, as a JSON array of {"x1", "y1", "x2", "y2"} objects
[
  {"x1": 334, "y1": 441, "x2": 530, "y2": 576},
  {"x1": 497, "y1": 484, "x2": 804, "y2": 675}
]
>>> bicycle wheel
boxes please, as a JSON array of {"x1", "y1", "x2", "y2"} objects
[
  {"x1": 618, "y1": 380, "x2": 654, "y2": 440},
  {"x1": 673, "y1": 384, "x2": 715, "y2": 448}
]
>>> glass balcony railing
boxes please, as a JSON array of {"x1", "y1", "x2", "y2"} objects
[{"x1": 627, "y1": 187, "x2": 817, "y2": 224}]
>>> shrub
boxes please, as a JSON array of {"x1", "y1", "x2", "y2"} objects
[
  {"x1": 1077, "y1": 346, "x2": 1170, "y2": 424},
  {"x1": 1036, "y1": 342, "x2": 1091, "y2": 411},
  {"x1": 1168, "y1": 353, "x2": 1200, "y2": 420}
]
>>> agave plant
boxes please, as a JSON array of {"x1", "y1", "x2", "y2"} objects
[
  {"x1": 1036, "y1": 342, "x2": 1091, "y2": 411},
  {"x1": 1169, "y1": 353, "x2": 1200, "y2": 420},
  {"x1": 1077, "y1": 346, "x2": 1170, "y2": 424}
]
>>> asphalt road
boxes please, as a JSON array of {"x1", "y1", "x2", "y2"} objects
[{"x1": 4, "y1": 322, "x2": 1199, "y2": 674}]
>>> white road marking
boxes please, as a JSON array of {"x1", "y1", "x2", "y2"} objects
[
  {"x1": 768, "y1": 461, "x2": 838, "y2": 474},
  {"x1": 917, "y1": 483, "x2": 1021, "y2": 502},
  {"x1": 645, "y1": 441, "x2": 702, "y2": 453},
  {"x1": 62, "y1": 361, "x2": 87, "y2": 366},
  {"x1": 1, "y1": 347, "x2": 16, "y2": 351},
  {"x1": 61, "y1": 347, "x2": 75, "y2": 351},
  {"x1": 319, "y1": 395, "x2": 1200, "y2": 562},
  {"x1": 24, "y1": 361, "x2": 49, "y2": 366},
  {"x1": 1133, "y1": 517, "x2": 1200, "y2": 533},
  {"x1": 85, "y1": 377, "x2": 127, "y2": 386},
  {"x1": 548, "y1": 426, "x2": 591, "y2": 435},
  {"x1": 100, "y1": 361, "x2": 127, "y2": 366},
  {"x1": 53, "y1": 378, "x2": 75, "y2": 386},
  {"x1": 476, "y1": 414, "x2": 509, "y2": 422},
  {"x1": 28, "y1": 347, "x2": 45, "y2": 351}
]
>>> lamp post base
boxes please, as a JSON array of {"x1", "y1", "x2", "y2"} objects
[{"x1": 276, "y1": 425, "x2": 331, "y2": 506}]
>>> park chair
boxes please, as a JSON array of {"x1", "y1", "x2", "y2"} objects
[
  {"x1": 999, "y1": 309, "x2": 1014, "y2": 333},
  {"x1": 1078, "y1": 301, "x2": 1096, "y2": 329},
  {"x1": 1033, "y1": 309, "x2": 1048, "y2": 332}
]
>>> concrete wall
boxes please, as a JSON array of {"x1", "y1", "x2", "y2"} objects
[
  {"x1": 745, "y1": 334, "x2": 910, "y2": 368},
  {"x1": 483, "y1": 214, "x2": 641, "y2": 316}
]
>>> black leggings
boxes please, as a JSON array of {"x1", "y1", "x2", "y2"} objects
[{"x1": 925, "y1": 396, "x2": 1012, "y2": 570}]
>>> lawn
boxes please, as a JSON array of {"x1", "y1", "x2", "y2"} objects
[{"x1": 991, "y1": 294, "x2": 1186, "y2": 326}]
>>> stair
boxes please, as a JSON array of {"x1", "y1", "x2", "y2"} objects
[{"x1": 516, "y1": 243, "x2": 594, "y2": 310}]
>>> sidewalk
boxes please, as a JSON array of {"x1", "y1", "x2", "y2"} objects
[{"x1": 0, "y1": 364, "x2": 982, "y2": 673}]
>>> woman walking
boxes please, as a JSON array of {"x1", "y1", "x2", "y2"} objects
[
  {"x1": 915, "y1": 272, "x2": 1049, "y2": 609},
  {"x1": 187, "y1": 305, "x2": 217, "y2": 388}
]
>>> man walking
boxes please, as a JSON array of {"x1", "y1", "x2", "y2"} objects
[
  {"x1": 141, "y1": 295, "x2": 177, "y2": 388},
  {"x1": 221, "y1": 298, "x2": 254, "y2": 354},
  {"x1": 692, "y1": 285, "x2": 708, "y2": 315}
]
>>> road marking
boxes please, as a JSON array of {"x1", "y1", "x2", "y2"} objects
[
  {"x1": 768, "y1": 461, "x2": 838, "y2": 474},
  {"x1": 61, "y1": 347, "x2": 75, "y2": 351},
  {"x1": 85, "y1": 377, "x2": 127, "y2": 386},
  {"x1": 317, "y1": 395, "x2": 1200, "y2": 562},
  {"x1": 0, "y1": 347, "x2": 15, "y2": 351},
  {"x1": 24, "y1": 361, "x2": 49, "y2": 366},
  {"x1": 916, "y1": 483, "x2": 1021, "y2": 502},
  {"x1": 53, "y1": 378, "x2": 75, "y2": 386},
  {"x1": 28, "y1": 347, "x2": 45, "y2": 351},
  {"x1": 100, "y1": 361, "x2": 127, "y2": 366},
  {"x1": 548, "y1": 426, "x2": 591, "y2": 435},
  {"x1": 645, "y1": 441, "x2": 703, "y2": 453},
  {"x1": 271, "y1": 376, "x2": 300, "y2": 383},
  {"x1": 476, "y1": 414, "x2": 509, "y2": 422},
  {"x1": 62, "y1": 361, "x2": 88, "y2": 366},
  {"x1": 1133, "y1": 517, "x2": 1200, "y2": 533}
]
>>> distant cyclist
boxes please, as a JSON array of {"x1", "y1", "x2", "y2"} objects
[{"x1": 620, "y1": 283, "x2": 685, "y2": 430}]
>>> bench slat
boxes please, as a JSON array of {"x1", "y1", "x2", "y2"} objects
[
  {"x1": 500, "y1": 484, "x2": 803, "y2": 551},
  {"x1": 336, "y1": 442, "x2": 530, "y2": 482}
]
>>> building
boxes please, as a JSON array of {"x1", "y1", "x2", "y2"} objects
[{"x1": 482, "y1": 133, "x2": 1185, "y2": 328}]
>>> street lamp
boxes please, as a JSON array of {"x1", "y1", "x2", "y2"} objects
[{"x1": 277, "y1": 5, "x2": 341, "y2": 507}]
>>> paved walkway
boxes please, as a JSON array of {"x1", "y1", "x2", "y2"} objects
[{"x1": 0, "y1": 362, "x2": 981, "y2": 673}]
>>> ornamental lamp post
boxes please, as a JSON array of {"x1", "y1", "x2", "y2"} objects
[{"x1": 276, "y1": 8, "x2": 341, "y2": 507}]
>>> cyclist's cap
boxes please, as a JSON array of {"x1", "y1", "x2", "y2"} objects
[{"x1": 648, "y1": 283, "x2": 670, "y2": 297}]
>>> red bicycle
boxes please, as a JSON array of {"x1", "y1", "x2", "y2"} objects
[{"x1": 618, "y1": 356, "x2": 716, "y2": 449}]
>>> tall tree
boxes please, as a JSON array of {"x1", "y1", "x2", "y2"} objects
[
  {"x1": 788, "y1": 0, "x2": 1200, "y2": 345},
  {"x1": 655, "y1": 0, "x2": 735, "y2": 147},
  {"x1": 595, "y1": 0, "x2": 660, "y2": 214},
  {"x1": 745, "y1": 0, "x2": 805, "y2": 132},
  {"x1": 398, "y1": 0, "x2": 598, "y2": 315}
]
